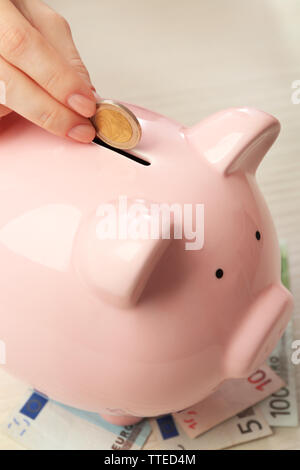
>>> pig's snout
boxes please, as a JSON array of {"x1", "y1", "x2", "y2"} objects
[{"x1": 225, "y1": 283, "x2": 293, "y2": 379}]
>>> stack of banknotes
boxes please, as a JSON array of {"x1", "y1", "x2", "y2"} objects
[{"x1": 3, "y1": 244, "x2": 298, "y2": 450}]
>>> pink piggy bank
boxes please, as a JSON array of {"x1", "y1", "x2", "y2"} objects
[{"x1": 0, "y1": 104, "x2": 293, "y2": 425}]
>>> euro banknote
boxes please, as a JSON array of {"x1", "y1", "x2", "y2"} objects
[
  {"x1": 260, "y1": 321, "x2": 298, "y2": 426},
  {"x1": 172, "y1": 364, "x2": 284, "y2": 439},
  {"x1": 147, "y1": 406, "x2": 272, "y2": 450},
  {"x1": 3, "y1": 390, "x2": 151, "y2": 450},
  {"x1": 2, "y1": 369, "x2": 283, "y2": 450},
  {"x1": 259, "y1": 243, "x2": 298, "y2": 426}
]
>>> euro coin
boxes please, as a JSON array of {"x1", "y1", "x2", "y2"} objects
[{"x1": 91, "y1": 100, "x2": 142, "y2": 150}]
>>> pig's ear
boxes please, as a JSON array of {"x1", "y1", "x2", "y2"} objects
[
  {"x1": 184, "y1": 108, "x2": 280, "y2": 175},
  {"x1": 74, "y1": 199, "x2": 172, "y2": 308}
]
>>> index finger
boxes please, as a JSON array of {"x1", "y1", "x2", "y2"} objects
[{"x1": 11, "y1": 0, "x2": 93, "y2": 87}]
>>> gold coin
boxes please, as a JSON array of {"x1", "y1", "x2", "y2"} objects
[{"x1": 91, "y1": 100, "x2": 142, "y2": 150}]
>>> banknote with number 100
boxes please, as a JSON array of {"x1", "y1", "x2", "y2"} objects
[{"x1": 172, "y1": 364, "x2": 284, "y2": 438}]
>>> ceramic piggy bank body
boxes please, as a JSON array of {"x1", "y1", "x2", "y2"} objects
[{"x1": 0, "y1": 105, "x2": 293, "y2": 425}]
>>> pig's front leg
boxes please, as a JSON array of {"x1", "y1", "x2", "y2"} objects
[{"x1": 99, "y1": 413, "x2": 143, "y2": 426}]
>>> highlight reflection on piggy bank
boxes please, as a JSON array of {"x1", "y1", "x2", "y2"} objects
[{"x1": 0, "y1": 105, "x2": 293, "y2": 425}]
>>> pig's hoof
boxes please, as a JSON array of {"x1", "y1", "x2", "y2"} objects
[{"x1": 100, "y1": 414, "x2": 143, "y2": 426}]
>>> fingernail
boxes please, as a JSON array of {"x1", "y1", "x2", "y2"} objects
[
  {"x1": 67, "y1": 93, "x2": 96, "y2": 117},
  {"x1": 67, "y1": 124, "x2": 96, "y2": 143}
]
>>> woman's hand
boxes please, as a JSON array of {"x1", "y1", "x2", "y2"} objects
[{"x1": 0, "y1": 0, "x2": 97, "y2": 142}]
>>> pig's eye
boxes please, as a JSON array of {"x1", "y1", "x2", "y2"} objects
[
  {"x1": 215, "y1": 269, "x2": 224, "y2": 279},
  {"x1": 256, "y1": 231, "x2": 261, "y2": 241}
]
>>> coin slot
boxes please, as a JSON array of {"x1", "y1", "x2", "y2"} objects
[{"x1": 93, "y1": 137, "x2": 150, "y2": 166}]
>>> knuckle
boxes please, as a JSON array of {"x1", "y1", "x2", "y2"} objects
[
  {"x1": 38, "y1": 108, "x2": 60, "y2": 132},
  {"x1": 60, "y1": 17, "x2": 71, "y2": 34},
  {"x1": 69, "y1": 56, "x2": 90, "y2": 78},
  {"x1": 0, "y1": 24, "x2": 30, "y2": 58},
  {"x1": 48, "y1": 11, "x2": 71, "y2": 33},
  {"x1": 40, "y1": 68, "x2": 61, "y2": 92}
]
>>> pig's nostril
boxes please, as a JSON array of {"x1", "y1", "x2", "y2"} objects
[{"x1": 255, "y1": 231, "x2": 261, "y2": 240}]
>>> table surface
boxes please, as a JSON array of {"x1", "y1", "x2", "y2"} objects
[{"x1": 0, "y1": 0, "x2": 299, "y2": 450}]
